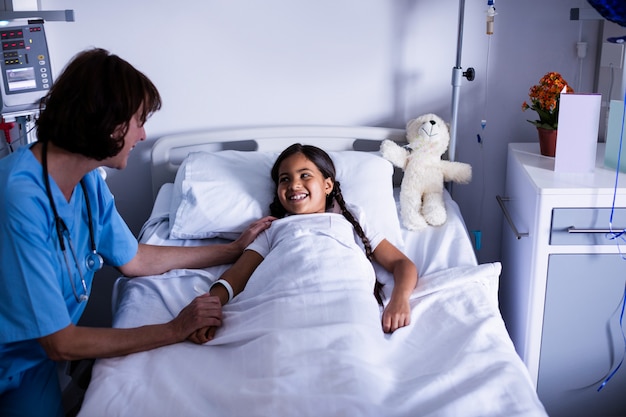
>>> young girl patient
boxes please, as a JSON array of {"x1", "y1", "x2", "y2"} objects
[{"x1": 201, "y1": 143, "x2": 418, "y2": 340}]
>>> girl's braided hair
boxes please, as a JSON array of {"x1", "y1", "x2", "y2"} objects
[{"x1": 270, "y1": 143, "x2": 384, "y2": 304}]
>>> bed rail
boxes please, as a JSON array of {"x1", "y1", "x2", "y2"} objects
[{"x1": 150, "y1": 125, "x2": 406, "y2": 198}]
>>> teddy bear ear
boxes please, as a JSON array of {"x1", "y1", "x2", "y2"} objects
[
  {"x1": 406, "y1": 114, "x2": 427, "y2": 130},
  {"x1": 415, "y1": 114, "x2": 430, "y2": 124}
]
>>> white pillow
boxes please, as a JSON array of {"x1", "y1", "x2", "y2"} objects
[
  {"x1": 169, "y1": 151, "x2": 275, "y2": 240},
  {"x1": 168, "y1": 150, "x2": 403, "y2": 246}
]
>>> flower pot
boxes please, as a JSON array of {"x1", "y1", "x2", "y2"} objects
[{"x1": 537, "y1": 127, "x2": 557, "y2": 157}]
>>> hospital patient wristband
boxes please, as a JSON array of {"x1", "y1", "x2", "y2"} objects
[{"x1": 210, "y1": 279, "x2": 234, "y2": 303}]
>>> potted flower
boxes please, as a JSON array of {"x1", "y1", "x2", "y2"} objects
[{"x1": 522, "y1": 71, "x2": 574, "y2": 157}]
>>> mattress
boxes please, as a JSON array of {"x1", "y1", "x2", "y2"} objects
[{"x1": 77, "y1": 184, "x2": 547, "y2": 417}]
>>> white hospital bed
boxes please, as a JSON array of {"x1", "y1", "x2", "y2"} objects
[{"x1": 77, "y1": 125, "x2": 547, "y2": 417}]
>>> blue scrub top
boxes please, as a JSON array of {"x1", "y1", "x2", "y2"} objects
[{"x1": 0, "y1": 145, "x2": 138, "y2": 380}]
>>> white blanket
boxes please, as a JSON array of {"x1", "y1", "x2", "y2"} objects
[{"x1": 79, "y1": 226, "x2": 547, "y2": 417}]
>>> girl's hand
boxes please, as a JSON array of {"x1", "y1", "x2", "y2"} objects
[{"x1": 381, "y1": 296, "x2": 411, "y2": 333}]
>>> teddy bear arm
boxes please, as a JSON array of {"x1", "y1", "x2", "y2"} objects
[
  {"x1": 441, "y1": 161, "x2": 472, "y2": 184},
  {"x1": 380, "y1": 140, "x2": 409, "y2": 168}
]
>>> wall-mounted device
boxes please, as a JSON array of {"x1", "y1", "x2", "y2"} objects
[
  {"x1": 594, "y1": 20, "x2": 626, "y2": 142},
  {"x1": 0, "y1": 6, "x2": 73, "y2": 156},
  {"x1": 0, "y1": 20, "x2": 52, "y2": 114}
]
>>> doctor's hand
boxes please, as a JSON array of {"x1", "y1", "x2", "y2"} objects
[
  {"x1": 232, "y1": 215, "x2": 277, "y2": 252},
  {"x1": 188, "y1": 325, "x2": 218, "y2": 344},
  {"x1": 170, "y1": 292, "x2": 223, "y2": 344}
]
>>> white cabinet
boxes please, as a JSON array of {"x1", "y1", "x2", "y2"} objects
[{"x1": 499, "y1": 143, "x2": 626, "y2": 417}]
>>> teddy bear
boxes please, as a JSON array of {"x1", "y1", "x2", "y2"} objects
[{"x1": 380, "y1": 113, "x2": 472, "y2": 230}]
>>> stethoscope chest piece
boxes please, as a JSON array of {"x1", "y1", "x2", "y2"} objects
[{"x1": 86, "y1": 251, "x2": 104, "y2": 272}]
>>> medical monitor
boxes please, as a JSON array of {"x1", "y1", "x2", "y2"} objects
[{"x1": 0, "y1": 21, "x2": 52, "y2": 114}]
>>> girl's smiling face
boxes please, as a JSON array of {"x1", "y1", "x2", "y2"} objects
[{"x1": 277, "y1": 152, "x2": 334, "y2": 215}]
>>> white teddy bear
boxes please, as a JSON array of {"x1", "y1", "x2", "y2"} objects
[{"x1": 380, "y1": 113, "x2": 472, "y2": 230}]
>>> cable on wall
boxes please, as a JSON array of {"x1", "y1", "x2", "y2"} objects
[{"x1": 596, "y1": 79, "x2": 626, "y2": 393}]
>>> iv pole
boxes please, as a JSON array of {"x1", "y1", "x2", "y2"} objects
[{"x1": 449, "y1": 0, "x2": 476, "y2": 162}]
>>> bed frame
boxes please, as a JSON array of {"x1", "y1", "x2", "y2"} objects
[
  {"x1": 150, "y1": 125, "x2": 406, "y2": 197},
  {"x1": 77, "y1": 124, "x2": 549, "y2": 417}
]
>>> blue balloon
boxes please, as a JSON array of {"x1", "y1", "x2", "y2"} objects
[
  {"x1": 588, "y1": 0, "x2": 626, "y2": 27},
  {"x1": 588, "y1": 0, "x2": 626, "y2": 43}
]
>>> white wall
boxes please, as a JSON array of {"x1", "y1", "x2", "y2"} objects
[
  {"x1": 452, "y1": 0, "x2": 600, "y2": 261},
  {"x1": 33, "y1": 0, "x2": 602, "y2": 324}
]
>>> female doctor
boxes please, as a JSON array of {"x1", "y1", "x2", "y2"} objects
[{"x1": 0, "y1": 48, "x2": 274, "y2": 417}]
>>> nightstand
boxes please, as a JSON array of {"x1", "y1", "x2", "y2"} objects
[{"x1": 498, "y1": 142, "x2": 626, "y2": 417}]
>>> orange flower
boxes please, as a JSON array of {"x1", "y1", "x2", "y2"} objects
[{"x1": 522, "y1": 72, "x2": 574, "y2": 130}]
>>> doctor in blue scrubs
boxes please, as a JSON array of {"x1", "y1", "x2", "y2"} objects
[{"x1": 0, "y1": 48, "x2": 273, "y2": 417}]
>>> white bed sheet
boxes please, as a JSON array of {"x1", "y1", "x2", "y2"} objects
[
  {"x1": 137, "y1": 183, "x2": 479, "y2": 277},
  {"x1": 78, "y1": 185, "x2": 547, "y2": 417}
]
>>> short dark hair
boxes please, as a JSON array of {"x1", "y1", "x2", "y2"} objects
[{"x1": 36, "y1": 48, "x2": 161, "y2": 160}]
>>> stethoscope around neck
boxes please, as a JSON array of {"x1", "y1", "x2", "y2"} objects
[{"x1": 42, "y1": 141, "x2": 103, "y2": 303}]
